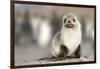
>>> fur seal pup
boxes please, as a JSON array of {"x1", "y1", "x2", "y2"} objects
[{"x1": 52, "y1": 13, "x2": 81, "y2": 58}]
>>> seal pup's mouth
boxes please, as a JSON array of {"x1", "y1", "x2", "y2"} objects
[{"x1": 65, "y1": 24, "x2": 74, "y2": 28}]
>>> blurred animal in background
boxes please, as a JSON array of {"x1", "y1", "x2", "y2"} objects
[
  {"x1": 29, "y1": 11, "x2": 40, "y2": 44},
  {"x1": 37, "y1": 13, "x2": 53, "y2": 47},
  {"x1": 29, "y1": 10, "x2": 55, "y2": 47},
  {"x1": 15, "y1": 10, "x2": 25, "y2": 45},
  {"x1": 80, "y1": 16, "x2": 94, "y2": 58},
  {"x1": 52, "y1": 13, "x2": 81, "y2": 58},
  {"x1": 15, "y1": 10, "x2": 32, "y2": 45}
]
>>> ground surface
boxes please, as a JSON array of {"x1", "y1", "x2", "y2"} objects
[{"x1": 15, "y1": 44, "x2": 94, "y2": 66}]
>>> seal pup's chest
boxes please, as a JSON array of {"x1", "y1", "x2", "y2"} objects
[{"x1": 61, "y1": 28, "x2": 81, "y2": 56}]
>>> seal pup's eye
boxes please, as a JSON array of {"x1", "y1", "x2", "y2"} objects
[
  {"x1": 73, "y1": 19, "x2": 76, "y2": 22},
  {"x1": 64, "y1": 18, "x2": 67, "y2": 24}
]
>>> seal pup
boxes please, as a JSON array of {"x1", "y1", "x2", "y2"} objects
[{"x1": 52, "y1": 13, "x2": 81, "y2": 58}]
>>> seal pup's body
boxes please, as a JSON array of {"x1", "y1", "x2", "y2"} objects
[{"x1": 52, "y1": 13, "x2": 81, "y2": 58}]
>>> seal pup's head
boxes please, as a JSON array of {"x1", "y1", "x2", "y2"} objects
[{"x1": 62, "y1": 13, "x2": 81, "y2": 29}]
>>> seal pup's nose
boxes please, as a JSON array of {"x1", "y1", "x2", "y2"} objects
[{"x1": 68, "y1": 21, "x2": 71, "y2": 23}]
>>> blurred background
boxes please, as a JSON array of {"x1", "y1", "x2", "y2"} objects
[{"x1": 15, "y1": 4, "x2": 95, "y2": 65}]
